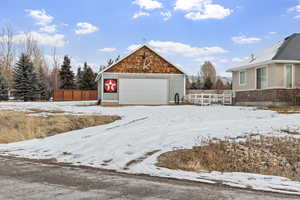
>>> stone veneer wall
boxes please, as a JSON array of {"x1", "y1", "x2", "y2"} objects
[{"x1": 235, "y1": 89, "x2": 300, "y2": 106}]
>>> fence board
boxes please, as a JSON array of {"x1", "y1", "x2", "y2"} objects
[
  {"x1": 82, "y1": 91, "x2": 89, "y2": 101},
  {"x1": 53, "y1": 90, "x2": 64, "y2": 101},
  {"x1": 89, "y1": 91, "x2": 97, "y2": 100},
  {"x1": 73, "y1": 91, "x2": 82, "y2": 101},
  {"x1": 53, "y1": 90, "x2": 97, "y2": 101}
]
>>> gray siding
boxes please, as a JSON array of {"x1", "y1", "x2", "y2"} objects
[{"x1": 98, "y1": 73, "x2": 185, "y2": 104}]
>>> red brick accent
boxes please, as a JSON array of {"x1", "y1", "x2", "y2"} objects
[{"x1": 235, "y1": 89, "x2": 300, "y2": 105}]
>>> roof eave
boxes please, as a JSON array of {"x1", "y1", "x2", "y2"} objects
[
  {"x1": 226, "y1": 59, "x2": 300, "y2": 72},
  {"x1": 226, "y1": 60, "x2": 273, "y2": 72}
]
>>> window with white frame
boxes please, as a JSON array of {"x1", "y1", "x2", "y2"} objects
[
  {"x1": 256, "y1": 67, "x2": 267, "y2": 89},
  {"x1": 285, "y1": 64, "x2": 293, "y2": 88},
  {"x1": 239, "y1": 71, "x2": 246, "y2": 85}
]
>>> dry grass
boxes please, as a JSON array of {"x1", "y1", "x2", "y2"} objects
[
  {"x1": 124, "y1": 150, "x2": 161, "y2": 170},
  {"x1": 0, "y1": 110, "x2": 121, "y2": 144},
  {"x1": 157, "y1": 136, "x2": 300, "y2": 181},
  {"x1": 280, "y1": 128, "x2": 300, "y2": 135},
  {"x1": 259, "y1": 106, "x2": 300, "y2": 114},
  {"x1": 27, "y1": 108, "x2": 66, "y2": 114}
]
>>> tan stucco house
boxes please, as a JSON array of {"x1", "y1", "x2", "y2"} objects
[{"x1": 227, "y1": 33, "x2": 300, "y2": 106}]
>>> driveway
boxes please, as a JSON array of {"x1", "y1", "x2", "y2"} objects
[{"x1": 0, "y1": 156, "x2": 299, "y2": 200}]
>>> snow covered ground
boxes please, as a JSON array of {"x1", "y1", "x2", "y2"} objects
[{"x1": 1, "y1": 101, "x2": 300, "y2": 195}]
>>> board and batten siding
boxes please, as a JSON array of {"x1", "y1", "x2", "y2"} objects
[{"x1": 99, "y1": 73, "x2": 185, "y2": 104}]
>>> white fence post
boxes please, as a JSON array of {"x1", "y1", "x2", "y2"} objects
[{"x1": 187, "y1": 93, "x2": 232, "y2": 106}]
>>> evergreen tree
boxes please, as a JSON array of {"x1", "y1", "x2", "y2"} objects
[
  {"x1": 76, "y1": 67, "x2": 83, "y2": 89},
  {"x1": 0, "y1": 73, "x2": 9, "y2": 101},
  {"x1": 37, "y1": 66, "x2": 50, "y2": 100},
  {"x1": 79, "y1": 62, "x2": 97, "y2": 90},
  {"x1": 115, "y1": 55, "x2": 120, "y2": 62},
  {"x1": 59, "y1": 56, "x2": 75, "y2": 89},
  {"x1": 107, "y1": 59, "x2": 114, "y2": 67},
  {"x1": 13, "y1": 53, "x2": 39, "y2": 101},
  {"x1": 203, "y1": 77, "x2": 213, "y2": 90}
]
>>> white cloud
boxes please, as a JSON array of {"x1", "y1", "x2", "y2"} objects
[
  {"x1": 39, "y1": 25, "x2": 57, "y2": 33},
  {"x1": 25, "y1": 9, "x2": 53, "y2": 25},
  {"x1": 232, "y1": 57, "x2": 249, "y2": 62},
  {"x1": 288, "y1": 5, "x2": 300, "y2": 12},
  {"x1": 0, "y1": 31, "x2": 66, "y2": 47},
  {"x1": 99, "y1": 47, "x2": 116, "y2": 52},
  {"x1": 269, "y1": 32, "x2": 277, "y2": 35},
  {"x1": 127, "y1": 44, "x2": 142, "y2": 51},
  {"x1": 288, "y1": 5, "x2": 300, "y2": 18},
  {"x1": 232, "y1": 35, "x2": 261, "y2": 44},
  {"x1": 185, "y1": 4, "x2": 232, "y2": 20},
  {"x1": 148, "y1": 40, "x2": 228, "y2": 57},
  {"x1": 219, "y1": 58, "x2": 229, "y2": 63},
  {"x1": 161, "y1": 11, "x2": 172, "y2": 21},
  {"x1": 44, "y1": 54, "x2": 99, "y2": 72},
  {"x1": 133, "y1": 0, "x2": 163, "y2": 10},
  {"x1": 194, "y1": 56, "x2": 215, "y2": 63},
  {"x1": 75, "y1": 22, "x2": 99, "y2": 35},
  {"x1": 174, "y1": 0, "x2": 232, "y2": 20},
  {"x1": 175, "y1": 0, "x2": 205, "y2": 11},
  {"x1": 132, "y1": 11, "x2": 150, "y2": 19}
]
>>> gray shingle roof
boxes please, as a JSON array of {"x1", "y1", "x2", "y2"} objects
[{"x1": 272, "y1": 33, "x2": 300, "y2": 60}]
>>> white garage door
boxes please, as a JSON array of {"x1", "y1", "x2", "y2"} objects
[{"x1": 119, "y1": 79, "x2": 168, "y2": 105}]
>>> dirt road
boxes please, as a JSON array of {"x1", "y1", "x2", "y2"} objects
[{"x1": 0, "y1": 156, "x2": 299, "y2": 200}]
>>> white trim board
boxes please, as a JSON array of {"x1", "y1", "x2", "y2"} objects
[
  {"x1": 101, "y1": 100, "x2": 119, "y2": 103},
  {"x1": 227, "y1": 60, "x2": 300, "y2": 72},
  {"x1": 233, "y1": 87, "x2": 294, "y2": 92},
  {"x1": 103, "y1": 72, "x2": 185, "y2": 76}
]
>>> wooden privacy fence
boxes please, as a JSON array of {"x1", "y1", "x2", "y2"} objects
[
  {"x1": 53, "y1": 90, "x2": 98, "y2": 101},
  {"x1": 187, "y1": 93, "x2": 232, "y2": 106}
]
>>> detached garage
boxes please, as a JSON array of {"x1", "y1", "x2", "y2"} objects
[{"x1": 96, "y1": 45, "x2": 186, "y2": 105}]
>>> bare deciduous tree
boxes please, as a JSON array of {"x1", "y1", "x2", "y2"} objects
[
  {"x1": 49, "y1": 47, "x2": 61, "y2": 90},
  {"x1": 215, "y1": 78, "x2": 225, "y2": 90},
  {"x1": 22, "y1": 33, "x2": 46, "y2": 70},
  {"x1": 0, "y1": 24, "x2": 16, "y2": 86},
  {"x1": 200, "y1": 61, "x2": 216, "y2": 86}
]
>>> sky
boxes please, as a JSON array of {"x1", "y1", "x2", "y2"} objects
[{"x1": 1, "y1": 0, "x2": 300, "y2": 76}]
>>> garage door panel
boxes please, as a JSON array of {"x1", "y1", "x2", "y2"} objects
[{"x1": 119, "y1": 79, "x2": 168, "y2": 105}]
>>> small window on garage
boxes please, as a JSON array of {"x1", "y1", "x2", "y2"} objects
[{"x1": 239, "y1": 71, "x2": 246, "y2": 85}]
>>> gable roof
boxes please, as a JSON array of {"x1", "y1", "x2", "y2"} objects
[
  {"x1": 227, "y1": 33, "x2": 300, "y2": 72},
  {"x1": 96, "y1": 45, "x2": 186, "y2": 80}
]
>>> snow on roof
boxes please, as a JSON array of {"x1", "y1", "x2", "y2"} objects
[{"x1": 227, "y1": 40, "x2": 284, "y2": 72}]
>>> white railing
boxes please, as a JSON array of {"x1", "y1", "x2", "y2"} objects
[{"x1": 187, "y1": 93, "x2": 232, "y2": 105}]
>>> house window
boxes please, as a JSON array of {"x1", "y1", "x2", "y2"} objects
[
  {"x1": 256, "y1": 67, "x2": 267, "y2": 89},
  {"x1": 239, "y1": 71, "x2": 246, "y2": 85},
  {"x1": 285, "y1": 64, "x2": 293, "y2": 88}
]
